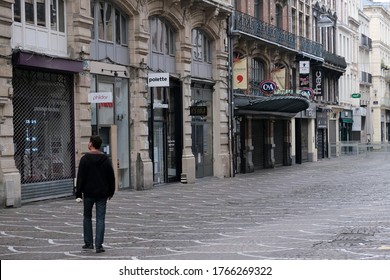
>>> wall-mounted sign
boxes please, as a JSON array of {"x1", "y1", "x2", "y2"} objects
[
  {"x1": 88, "y1": 92, "x2": 113, "y2": 103},
  {"x1": 153, "y1": 103, "x2": 169, "y2": 109},
  {"x1": 299, "y1": 61, "x2": 310, "y2": 74},
  {"x1": 351, "y1": 93, "x2": 361, "y2": 98},
  {"x1": 233, "y1": 57, "x2": 248, "y2": 90},
  {"x1": 190, "y1": 106, "x2": 207, "y2": 116},
  {"x1": 259, "y1": 80, "x2": 278, "y2": 95},
  {"x1": 148, "y1": 72, "x2": 170, "y2": 87}
]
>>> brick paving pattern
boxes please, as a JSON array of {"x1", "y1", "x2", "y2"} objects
[{"x1": 1, "y1": 153, "x2": 390, "y2": 260}]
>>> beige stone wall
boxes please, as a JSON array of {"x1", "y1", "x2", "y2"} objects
[
  {"x1": 0, "y1": 0, "x2": 21, "y2": 207},
  {"x1": 0, "y1": 0, "x2": 232, "y2": 206}
]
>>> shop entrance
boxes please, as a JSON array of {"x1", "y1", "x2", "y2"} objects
[
  {"x1": 91, "y1": 75, "x2": 130, "y2": 189},
  {"x1": 191, "y1": 85, "x2": 213, "y2": 178},
  {"x1": 151, "y1": 83, "x2": 182, "y2": 184}
]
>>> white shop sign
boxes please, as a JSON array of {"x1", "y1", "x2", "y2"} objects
[
  {"x1": 148, "y1": 72, "x2": 170, "y2": 87},
  {"x1": 88, "y1": 92, "x2": 113, "y2": 103}
]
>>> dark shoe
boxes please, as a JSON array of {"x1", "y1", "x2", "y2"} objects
[
  {"x1": 82, "y1": 244, "x2": 94, "y2": 250},
  {"x1": 96, "y1": 247, "x2": 105, "y2": 253}
]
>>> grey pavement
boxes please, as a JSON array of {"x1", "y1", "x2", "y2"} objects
[{"x1": 1, "y1": 153, "x2": 390, "y2": 260}]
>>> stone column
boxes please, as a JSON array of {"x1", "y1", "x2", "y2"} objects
[{"x1": 0, "y1": 0, "x2": 21, "y2": 207}]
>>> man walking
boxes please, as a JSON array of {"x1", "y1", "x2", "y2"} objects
[{"x1": 75, "y1": 135, "x2": 115, "y2": 253}]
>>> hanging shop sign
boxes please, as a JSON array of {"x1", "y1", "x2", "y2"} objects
[
  {"x1": 259, "y1": 80, "x2": 278, "y2": 95},
  {"x1": 190, "y1": 106, "x2": 207, "y2": 116},
  {"x1": 299, "y1": 61, "x2": 310, "y2": 74},
  {"x1": 148, "y1": 72, "x2": 170, "y2": 87}
]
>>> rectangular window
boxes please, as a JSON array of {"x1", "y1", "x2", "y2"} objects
[
  {"x1": 151, "y1": 18, "x2": 158, "y2": 52},
  {"x1": 291, "y1": 9, "x2": 296, "y2": 35},
  {"x1": 98, "y1": 2, "x2": 105, "y2": 40},
  {"x1": 37, "y1": 0, "x2": 46, "y2": 27},
  {"x1": 121, "y1": 15, "x2": 127, "y2": 45},
  {"x1": 105, "y1": 3, "x2": 113, "y2": 42},
  {"x1": 50, "y1": 0, "x2": 57, "y2": 30},
  {"x1": 14, "y1": 0, "x2": 21, "y2": 22},
  {"x1": 91, "y1": 1, "x2": 95, "y2": 39},
  {"x1": 25, "y1": 0, "x2": 34, "y2": 25},
  {"x1": 115, "y1": 9, "x2": 121, "y2": 44},
  {"x1": 58, "y1": 0, "x2": 65, "y2": 32}
]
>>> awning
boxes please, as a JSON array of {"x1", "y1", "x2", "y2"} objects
[
  {"x1": 12, "y1": 50, "x2": 84, "y2": 73},
  {"x1": 234, "y1": 94, "x2": 310, "y2": 116}
]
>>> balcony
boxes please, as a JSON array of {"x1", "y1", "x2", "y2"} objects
[
  {"x1": 231, "y1": 11, "x2": 347, "y2": 70},
  {"x1": 323, "y1": 50, "x2": 347, "y2": 69},
  {"x1": 232, "y1": 11, "x2": 323, "y2": 61},
  {"x1": 232, "y1": 11, "x2": 296, "y2": 50},
  {"x1": 299, "y1": 36, "x2": 323, "y2": 58}
]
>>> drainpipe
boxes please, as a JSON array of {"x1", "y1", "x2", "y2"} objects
[{"x1": 227, "y1": 13, "x2": 235, "y2": 177}]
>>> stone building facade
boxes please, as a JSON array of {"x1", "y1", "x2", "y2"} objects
[{"x1": 0, "y1": 0, "x2": 233, "y2": 207}]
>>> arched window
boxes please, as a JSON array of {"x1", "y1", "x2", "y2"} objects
[
  {"x1": 192, "y1": 29, "x2": 212, "y2": 79},
  {"x1": 149, "y1": 17, "x2": 176, "y2": 73},
  {"x1": 250, "y1": 58, "x2": 265, "y2": 95},
  {"x1": 91, "y1": 0, "x2": 128, "y2": 46},
  {"x1": 150, "y1": 17, "x2": 175, "y2": 55},
  {"x1": 192, "y1": 29, "x2": 211, "y2": 63}
]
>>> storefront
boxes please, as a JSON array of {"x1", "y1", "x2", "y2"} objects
[{"x1": 12, "y1": 51, "x2": 83, "y2": 202}]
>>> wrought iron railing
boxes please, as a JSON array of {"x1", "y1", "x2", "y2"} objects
[
  {"x1": 299, "y1": 36, "x2": 323, "y2": 58},
  {"x1": 323, "y1": 50, "x2": 347, "y2": 68},
  {"x1": 232, "y1": 11, "x2": 347, "y2": 69},
  {"x1": 233, "y1": 11, "x2": 296, "y2": 50}
]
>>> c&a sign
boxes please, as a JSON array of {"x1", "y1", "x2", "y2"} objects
[{"x1": 259, "y1": 80, "x2": 278, "y2": 96}]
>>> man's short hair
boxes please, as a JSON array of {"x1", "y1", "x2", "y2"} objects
[{"x1": 90, "y1": 135, "x2": 103, "y2": 149}]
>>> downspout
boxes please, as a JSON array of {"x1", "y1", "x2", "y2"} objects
[{"x1": 227, "y1": 12, "x2": 235, "y2": 177}]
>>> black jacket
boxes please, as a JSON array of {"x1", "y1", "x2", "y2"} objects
[{"x1": 75, "y1": 152, "x2": 115, "y2": 199}]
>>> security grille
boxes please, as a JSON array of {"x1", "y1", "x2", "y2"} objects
[{"x1": 13, "y1": 69, "x2": 75, "y2": 202}]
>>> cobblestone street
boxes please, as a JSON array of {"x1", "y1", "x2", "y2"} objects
[{"x1": 1, "y1": 153, "x2": 390, "y2": 260}]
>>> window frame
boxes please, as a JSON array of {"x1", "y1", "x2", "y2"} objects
[
  {"x1": 192, "y1": 28, "x2": 211, "y2": 64},
  {"x1": 13, "y1": 0, "x2": 66, "y2": 33}
]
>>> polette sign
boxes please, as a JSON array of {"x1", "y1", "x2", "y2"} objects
[
  {"x1": 88, "y1": 92, "x2": 113, "y2": 103},
  {"x1": 148, "y1": 72, "x2": 170, "y2": 87}
]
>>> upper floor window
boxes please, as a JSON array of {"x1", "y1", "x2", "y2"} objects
[
  {"x1": 254, "y1": 0, "x2": 264, "y2": 20},
  {"x1": 275, "y1": 4, "x2": 283, "y2": 28},
  {"x1": 192, "y1": 29, "x2": 211, "y2": 63},
  {"x1": 13, "y1": 0, "x2": 65, "y2": 32},
  {"x1": 150, "y1": 17, "x2": 175, "y2": 55},
  {"x1": 91, "y1": 0, "x2": 128, "y2": 45},
  {"x1": 251, "y1": 58, "x2": 265, "y2": 82}
]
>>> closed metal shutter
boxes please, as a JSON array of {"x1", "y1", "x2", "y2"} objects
[
  {"x1": 252, "y1": 120, "x2": 265, "y2": 169},
  {"x1": 301, "y1": 119, "x2": 309, "y2": 162},
  {"x1": 13, "y1": 69, "x2": 75, "y2": 202},
  {"x1": 274, "y1": 120, "x2": 284, "y2": 166}
]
